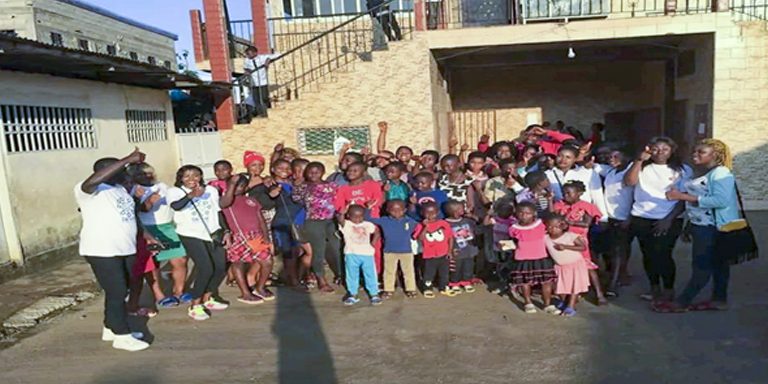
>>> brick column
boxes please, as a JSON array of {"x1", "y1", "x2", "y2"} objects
[
  {"x1": 251, "y1": 0, "x2": 270, "y2": 52},
  {"x1": 415, "y1": 0, "x2": 426, "y2": 32},
  {"x1": 189, "y1": 10, "x2": 205, "y2": 64},
  {"x1": 203, "y1": 0, "x2": 235, "y2": 130}
]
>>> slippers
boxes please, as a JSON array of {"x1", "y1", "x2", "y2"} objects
[
  {"x1": 651, "y1": 301, "x2": 688, "y2": 313},
  {"x1": 689, "y1": 301, "x2": 727, "y2": 311},
  {"x1": 128, "y1": 307, "x2": 158, "y2": 318}
]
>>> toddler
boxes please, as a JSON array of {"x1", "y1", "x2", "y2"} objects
[
  {"x1": 338, "y1": 205, "x2": 382, "y2": 306},
  {"x1": 367, "y1": 200, "x2": 418, "y2": 298},
  {"x1": 445, "y1": 201, "x2": 479, "y2": 294},
  {"x1": 545, "y1": 215, "x2": 590, "y2": 317},
  {"x1": 414, "y1": 202, "x2": 456, "y2": 298}
]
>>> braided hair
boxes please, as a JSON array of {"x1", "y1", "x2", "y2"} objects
[{"x1": 699, "y1": 138, "x2": 732, "y2": 170}]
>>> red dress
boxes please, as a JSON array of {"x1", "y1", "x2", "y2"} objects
[
  {"x1": 553, "y1": 200, "x2": 602, "y2": 270},
  {"x1": 223, "y1": 195, "x2": 271, "y2": 263}
]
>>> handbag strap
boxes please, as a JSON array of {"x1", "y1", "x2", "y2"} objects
[
  {"x1": 278, "y1": 186, "x2": 298, "y2": 227},
  {"x1": 227, "y1": 205, "x2": 246, "y2": 238},
  {"x1": 185, "y1": 189, "x2": 216, "y2": 238},
  {"x1": 734, "y1": 181, "x2": 747, "y2": 220}
]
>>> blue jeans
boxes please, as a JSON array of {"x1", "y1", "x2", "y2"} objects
[
  {"x1": 676, "y1": 225, "x2": 730, "y2": 306},
  {"x1": 345, "y1": 254, "x2": 379, "y2": 297}
]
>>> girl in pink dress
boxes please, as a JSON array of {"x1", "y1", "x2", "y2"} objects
[
  {"x1": 544, "y1": 215, "x2": 590, "y2": 317},
  {"x1": 508, "y1": 202, "x2": 560, "y2": 315},
  {"x1": 552, "y1": 180, "x2": 607, "y2": 305}
]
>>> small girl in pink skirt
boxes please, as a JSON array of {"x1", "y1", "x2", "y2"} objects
[
  {"x1": 544, "y1": 215, "x2": 590, "y2": 317},
  {"x1": 221, "y1": 174, "x2": 273, "y2": 305}
]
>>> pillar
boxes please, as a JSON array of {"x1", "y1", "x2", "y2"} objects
[
  {"x1": 251, "y1": 0, "x2": 271, "y2": 52},
  {"x1": 189, "y1": 10, "x2": 205, "y2": 63},
  {"x1": 415, "y1": 0, "x2": 426, "y2": 32},
  {"x1": 203, "y1": 0, "x2": 235, "y2": 130}
]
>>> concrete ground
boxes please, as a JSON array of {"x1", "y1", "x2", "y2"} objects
[{"x1": 0, "y1": 214, "x2": 767, "y2": 384}]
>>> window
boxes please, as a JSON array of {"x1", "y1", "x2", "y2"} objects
[
  {"x1": 163, "y1": 60, "x2": 172, "y2": 70},
  {"x1": 50, "y1": 32, "x2": 63, "y2": 46},
  {"x1": 129, "y1": 51, "x2": 138, "y2": 60},
  {"x1": 1, "y1": 30, "x2": 17, "y2": 37},
  {"x1": 298, "y1": 126, "x2": 369, "y2": 155},
  {"x1": 78, "y1": 39, "x2": 90, "y2": 51},
  {"x1": 125, "y1": 110, "x2": 168, "y2": 143},
  {"x1": 147, "y1": 56, "x2": 156, "y2": 65},
  {"x1": 106, "y1": 45, "x2": 117, "y2": 55},
  {"x1": 0, "y1": 105, "x2": 96, "y2": 153},
  {"x1": 285, "y1": 0, "x2": 411, "y2": 15}
]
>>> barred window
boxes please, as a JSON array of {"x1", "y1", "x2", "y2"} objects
[
  {"x1": 50, "y1": 32, "x2": 63, "y2": 46},
  {"x1": 0, "y1": 105, "x2": 96, "y2": 153},
  {"x1": 298, "y1": 126, "x2": 370, "y2": 155},
  {"x1": 126, "y1": 110, "x2": 168, "y2": 143}
]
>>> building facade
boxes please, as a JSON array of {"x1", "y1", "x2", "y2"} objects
[
  {"x1": 189, "y1": 0, "x2": 768, "y2": 208},
  {"x1": 0, "y1": 0, "x2": 178, "y2": 70}
]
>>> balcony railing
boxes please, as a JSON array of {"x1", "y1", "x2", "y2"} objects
[
  {"x1": 731, "y1": 0, "x2": 768, "y2": 20},
  {"x1": 232, "y1": 0, "x2": 415, "y2": 122}
]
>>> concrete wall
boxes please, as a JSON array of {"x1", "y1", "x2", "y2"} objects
[
  {"x1": 449, "y1": 61, "x2": 666, "y2": 136},
  {"x1": 0, "y1": 0, "x2": 176, "y2": 69},
  {"x1": 221, "y1": 37, "x2": 438, "y2": 172},
  {"x1": 0, "y1": 71, "x2": 179, "y2": 259}
]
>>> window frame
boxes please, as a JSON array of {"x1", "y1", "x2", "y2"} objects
[
  {"x1": 297, "y1": 125, "x2": 370, "y2": 155},
  {"x1": 0, "y1": 104, "x2": 97, "y2": 153}
]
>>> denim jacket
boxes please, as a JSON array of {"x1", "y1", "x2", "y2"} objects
[{"x1": 698, "y1": 166, "x2": 741, "y2": 228}]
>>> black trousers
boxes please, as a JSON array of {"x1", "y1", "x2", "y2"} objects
[
  {"x1": 423, "y1": 256, "x2": 449, "y2": 290},
  {"x1": 450, "y1": 257, "x2": 474, "y2": 285},
  {"x1": 179, "y1": 235, "x2": 227, "y2": 300},
  {"x1": 631, "y1": 216, "x2": 683, "y2": 290},
  {"x1": 85, "y1": 255, "x2": 135, "y2": 335},
  {"x1": 251, "y1": 85, "x2": 271, "y2": 117},
  {"x1": 378, "y1": 12, "x2": 402, "y2": 41}
]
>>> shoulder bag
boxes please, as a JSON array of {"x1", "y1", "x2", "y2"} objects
[{"x1": 712, "y1": 180, "x2": 758, "y2": 265}]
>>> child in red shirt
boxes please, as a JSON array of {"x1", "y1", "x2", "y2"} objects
[
  {"x1": 334, "y1": 161, "x2": 384, "y2": 273},
  {"x1": 414, "y1": 202, "x2": 457, "y2": 298},
  {"x1": 552, "y1": 180, "x2": 607, "y2": 304}
]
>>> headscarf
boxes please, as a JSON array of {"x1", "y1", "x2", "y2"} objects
[{"x1": 243, "y1": 151, "x2": 265, "y2": 168}]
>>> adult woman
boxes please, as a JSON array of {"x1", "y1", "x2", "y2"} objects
[
  {"x1": 655, "y1": 139, "x2": 739, "y2": 312},
  {"x1": 624, "y1": 137, "x2": 690, "y2": 302},
  {"x1": 131, "y1": 163, "x2": 189, "y2": 308},
  {"x1": 292, "y1": 162, "x2": 341, "y2": 292},
  {"x1": 168, "y1": 165, "x2": 230, "y2": 321}
]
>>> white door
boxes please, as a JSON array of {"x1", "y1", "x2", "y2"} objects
[{"x1": 176, "y1": 132, "x2": 223, "y2": 181}]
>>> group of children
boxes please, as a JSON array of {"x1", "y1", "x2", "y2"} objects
[{"x1": 132, "y1": 120, "x2": 634, "y2": 319}]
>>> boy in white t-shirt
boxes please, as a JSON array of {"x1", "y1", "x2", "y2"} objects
[
  {"x1": 75, "y1": 148, "x2": 151, "y2": 352},
  {"x1": 338, "y1": 204, "x2": 382, "y2": 306}
]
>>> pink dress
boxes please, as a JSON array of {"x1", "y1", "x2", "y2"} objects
[
  {"x1": 553, "y1": 200, "x2": 602, "y2": 270},
  {"x1": 545, "y1": 232, "x2": 590, "y2": 295}
]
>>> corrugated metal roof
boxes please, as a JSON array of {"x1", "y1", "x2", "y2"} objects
[{"x1": 54, "y1": 0, "x2": 179, "y2": 41}]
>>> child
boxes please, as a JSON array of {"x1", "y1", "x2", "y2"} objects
[
  {"x1": 414, "y1": 202, "x2": 457, "y2": 298},
  {"x1": 291, "y1": 158, "x2": 309, "y2": 185},
  {"x1": 408, "y1": 172, "x2": 448, "y2": 221},
  {"x1": 338, "y1": 205, "x2": 382, "y2": 306},
  {"x1": 508, "y1": 202, "x2": 560, "y2": 315},
  {"x1": 544, "y1": 215, "x2": 590, "y2": 317},
  {"x1": 383, "y1": 161, "x2": 410, "y2": 202},
  {"x1": 366, "y1": 200, "x2": 418, "y2": 298},
  {"x1": 209, "y1": 160, "x2": 233, "y2": 195},
  {"x1": 490, "y1": 198, "x2": 516, "y2": 292},
  {"x1": 516, "y1": 170, "x2": 554, "y2": 216},
  {"x1": 483, "y1": 158, "x2": 524, "y2": 206},
  {"x1": 438, "y1": 154, "x2": 475, "y2": 212},
  {"x1": 221, "y1": 174, "x2": 273, "y2": 304},
  {"x1": 445, "y1": 201, "x2": 479, "y2": 293},
  {"x1": 552, "y1": 180, "x2": 606, "y2": 305},
  {"x1": 417, "y1": 150, "x2": 440, "y2": 177}
]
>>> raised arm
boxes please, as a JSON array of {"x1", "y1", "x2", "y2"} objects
[
  {"x1": 376, "y1": 122, "x2": 388, "y2": 154},
  {"x1": 219, "y1": 175, "x2": 240, "y2": 209},
  {"x1": 624, "y1": 146, "x2": 652, "y2": 187},
  {"x1": 81, "y1": 148, "x2": 145, "y2": 194}
]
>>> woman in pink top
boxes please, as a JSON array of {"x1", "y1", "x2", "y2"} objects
[{"x1": 508, "y1": 202, "x2": 560, "y2": 315}]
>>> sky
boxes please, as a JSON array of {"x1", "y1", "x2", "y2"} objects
[{"x1": 84, "y1": 0, "x2": 252, "y2": 70}]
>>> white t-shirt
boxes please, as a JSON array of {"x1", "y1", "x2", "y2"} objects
[
  {"x1": 546, "y1": 166, "x2": 609, "y2": 222},
  {"x1": 135, "y1": 182, "x2": 173, "y2": 226},
  {"x1": 74, "y1": 182, "x2": 137, "y2": 257},
  {"x1": 340, "y1": 221, "x2": 376, "y2": 256},
  {"x1": 631, "y1": 163, "x2": 690, "y2": 220},
  {"x1": 243, "y1": 54, "x2": 278, "y2": 86},
  {"x1": 602, "y1": 166, "x2": 634, "y2": 221},
  {"x1": 166, "y1": 185, "x2": 221, "y2": 241}
]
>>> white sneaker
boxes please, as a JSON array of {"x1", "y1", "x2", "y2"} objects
[
  {"x1": 112, "y1": 334, "x2": 150, "y2": 352},
  {"x1": 102, "y1": 327, "x2": 144, "y2": 341},
  {"x1": 188, "y1": 304, "x2": 211, "y2": 321},
  {"x1": 203, "y1": 298, "x2": 229, "y2": 311},
  {"x1": 524, "y1": 303, "x2": 537, "y2": 314}
]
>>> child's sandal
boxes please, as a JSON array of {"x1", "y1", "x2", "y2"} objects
[
  {"x1": 380, "y1": 292, "x2": 393, "y2": 299},
  {"x1": 405, "y1": 291, "x2": 417, "y2": 298}
]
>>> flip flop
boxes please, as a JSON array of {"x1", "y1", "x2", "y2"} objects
[
  {"x1": 651, "y1": 301, "x2": 687, "y2": 313},
  {"x1": 689, "y1": 301, "x2": 726, "y2": 311}
]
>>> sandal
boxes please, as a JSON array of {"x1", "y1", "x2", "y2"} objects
[
  {"x1": 128, "y1": 307, "x2": 158, "y2": 318},
  {"x1": 423, "y1": 289, "x2": 435, "y2": 299},
  {"x1": 405, "y1": 291, "x2": 417, "y2": 298},
  {"x1": 651, "y1": 301, "x2": 688, "y2": 313},
  {"x1": 380, "y1": 291, "x2": 393, "y2": 299}
]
